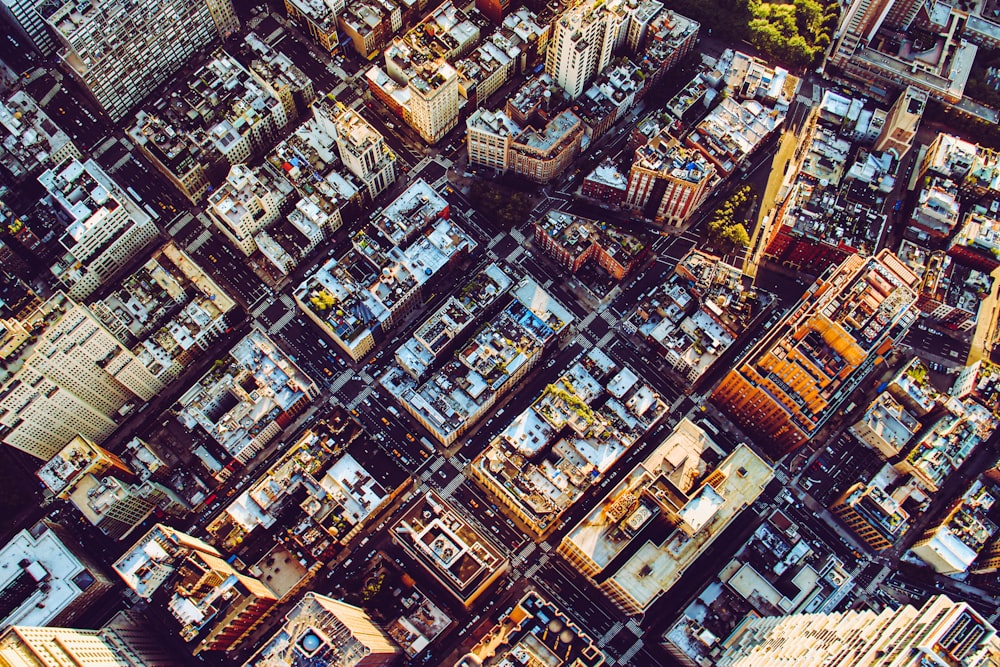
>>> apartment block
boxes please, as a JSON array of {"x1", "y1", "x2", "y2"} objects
[
  {"x1": 246, "y1": 592, "x2": 400, "y2": 666},
  {"x1": 0, "y1": 91, "x2": 80, "y2": 183},
  {"x1": 711, "y1": 250, "x2": 919, "y2": 458},
  {"x1": 911, "y1": 480, "x2": 997, "y2": 575},
  {"x1": 686, "y1": 96, "x2": 782, "y2": 177},
  {"x1": 472, "y1": 349, "x2": 667, "y2": 537},
  {"x1": 831, "y1": 480, "x2": 911, "y2": 551},
  {"x1": 207, "y1": 427, "x2": 400, "y2": 556},
  {"x1": 0, "y1": 521, "x2": 114, "y2": 628},
  {"x1": 0, "y1": 623, "x2": 176, "y2": 667},
  {"x1": 40, "y1": 0, "x2": 239, "y2": 122},
  {"x1": 638, "y1": 9, "x2": 699, "y2": 90},
  {"x1": 114, "y1": 524, "x2": 277, "y2": 654},
  {"x1": 545, "y1": 0, "x2": 626, "y2": 98},
  {"x1": 338, "y1": 0, "x2": 400, "y2": 60},
  {"x1": 951, "y1": 360, "x2": 1000, "y2": 416},
  {"x1": 207, "y1": 164, "x2": 295, "y2": 256},
  {"x1": 316, "y1": 100, "x2": 398, "y2": 200},
  {"x1": 0, "y1": 0, "x2": 57, "y2": 56},
  {"x1": 89, "y1": 241, "x2": 236, "y2": 383},
  {"x1": 392, "y1": 490, "x2": 507, "y2": 608},
  {"x1": 903, "y1": 243, "x2": 993, "y2": 332},
  {"x1": 717, "y1": 595, "x2": 1000, "y2": 666},
  {"x1": 383, "y1": 278, "x2": 570, "y2": 446},
  {"x1": 558, "y1": 418, "x2": 772, "y2": 616},
  {"x1": 294, "y1": 180, "x2": 474, "y2": 361},
  {"x1": 627, "y1": 249, "x2": 758, "y2": 384},
  {"x1": 533, "y1": 209, "x2": 645, "y2": 279},
  {"x1": 582, "y1": 159, "x2": 629, "y2": 205},
  {"x1": 466, "y1": 106, "x2": 584, "y2": 183},
  {"x1": 950, "y1": 205, "x2": 1000, "y2": 274},
  {"x1": 461, "y1": 592, "x2": 605, "y2": 667},
  {"x1": 849, "y1": 392, "x2": 922, "y2": 459},
  {"x1": 456, "y1": 31, "x2": 519, "y2": 107},
  {"x1": 36, "y1": 435, "x2": 186, "y2": 541},
  {"x1": 175, "y1": 327, "x2": 317, "y2": 467},
  {"x1": 393, "y1": 263, "x2": 512, "y2": 381},
  {"x1": 0, "y1": 292, "x2": 166, "y2": 460},
  {"x1": 664, "y1": 508, "x2": 853, "y2": 666},
  {"x1": 625, "y1": 129, "x2": 717, "y2": 226},
  {"x1": 285, "y1": 0, "x2": 343, "y2": 54},
  {"x1": 573, "y1": 59, "x2": 641, "y2": 141},
  {"x1": 39, "y1": 158, "x2": 158, "y2": 300}
]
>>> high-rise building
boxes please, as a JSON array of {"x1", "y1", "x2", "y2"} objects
[
  {"x1": 0, "y1": 621, "x2": 176, "y2": 667},
  {"x1": 39, "y1": 158, "x2": 159, "y2": 300},
  {"x1": 625, "y1": 129, "x2": 717, "y2": 226},
  {"x1": 207, "y1": 164, "x2": 292, "y2": 256},
  {"x1": 874, "y1": 86, "x2": 927, "y2": 157},
  {"x1": 0, "y1": 292, "x2": 167, "y2": 460},
  {"x1": 717, "y1": 595, "x2": 1000, "y2": 667},
  {"x1": 317, "y1": 101, "x2": 398, "y2": 200},
  {"x1": 545, "y1": 0, "x2": 627, "y2": 98},
  {"x1": 114, "y1": 524, "x2": 277, "y2": 655},
  {"x1": 712, "y1": 250, "x2": 919, "y2": 458},
  {"x1": 284, "y1": 0, "x2": 344, "y2": 54},
  {"x1": 245, "y1": 592, "x2": 400, "y2": 666},
  {"x1": 0, "y1": 0, "x2": 56, "y2": 56},
  {"x1": 38, "y1": 0, "x2": 239, "y2": 122},
  {"x1": 37, "y1": 435, "x2": 187, "y2": 541}
]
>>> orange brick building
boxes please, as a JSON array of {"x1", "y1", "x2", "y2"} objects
[{"x1": 711, "y1": 250, "x2": 919, "y2": 458}]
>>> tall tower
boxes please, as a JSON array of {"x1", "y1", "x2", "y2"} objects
[
  {"x1": 718, "y1": 595, "x2": 1000, "y2": 666},
  {"x1": 0, "y1": 293, "x2": 167, "y2": 460},
  {"x1": 38, "y1": 0, "x2": 239, "y2": 121},
  {"x1": 875, "y1": 86, "x2": 927, "y2": 157},
  {"x1": 246, "y1": 592, "x2": 400, "y2": 666},
  {"x1": 0, "y1": 623, "x2": 176, "y2": 667},
  {"x1": 318, "y1": 102, "x2": 398, "y2": 200},
  {"x1": 545, "y1": 0, "x2": 625, "y2": 98},
  {"x1": 0, "y1": 0, "x2": 57, "y2": 56}
]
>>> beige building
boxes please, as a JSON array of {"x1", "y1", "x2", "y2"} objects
[
  {"x1": 317, "y1": 101, "x2": 398, "y2": 200},
  {"x1": 0, "y1": 622, "x2": 176, "y2": 667},
  {"x1": 39, "y1": 0, "x2": 239, "y2": 122},
  {"x1": 545, "y1": 0, "x2": 626, "y2": 98},
  {"x1": 207, "y1": 164, "x2": 293, "y2": 255},
  {"x1": 558, "y1": 418, "x2": 772, "y2": 616},
  {"x1": 0, "y1": 293, "x2": 166, "y2": 460},
  {"x1": 246, "y1": 592, "x2": 400, "y2": 666},
  {"x1": 39, "y1": 158, "x2": 159, "y2": 300},
  {"x1": 874, "y1": 86, "x2": 927, "y2": 157},
  {"x1": 718, "y1": 595, "x2": 1000, "y2": 666}
]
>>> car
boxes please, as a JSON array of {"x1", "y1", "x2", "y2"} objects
[
  {"x1": 406, "y1": 433, "x2": 415, "y2": 442},
  {"x1": 381, "y1": 417, "x2": 390, "y2": 426},
  {"x1": 469, "y1": 499, "x2": 479, "y2": 509}
]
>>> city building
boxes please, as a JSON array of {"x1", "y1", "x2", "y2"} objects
[
  {"x1": 0, "y1": 90, "x2": 80, "y2": 183},
  {"x1": 39, "y1": 0, "x2": 239, "y2": 122},
  {"x1": 0, "y1": 0, "x2": 57, "y2": 56},
  {"x1": 685, "y1": 96, "x2": 783, "y2": 177},
  {"x1": 0, "y1": 622, "x2": 176, "y2": 667},
  {"x1": 534, "y1": 209, "x2": 645, "y2": 279},
  {"x1": 951, "y1": 360, "x2": 1000, "y2": 416},
  {"x1": 38, "y1": 158, "x2": 159, "y2": 300},
  {"x1": 337, "y1": 0, "x2": 402, "y2": 60},
  {"x1": 284, "y1": 0, "x2": 342, "y2": 54},
  {"x1": 458, "y1": 592, "x2": 605, "y2": 667},
  {"x1": 830, "y1": 480, "x2": 911, "y2": 552},
  {"x1": 294, "y1": 181, "x2": 475, "y2": 361},
  {"x1": 89, "y1": 241, "x2": 237, "y2": 384},
  {"x1": 318, "y1": 101, "x2": 398, "y2": 200},
  {"x1": 391, "y1": 490, "x2": 507, "y2": 608},
  {"x1": 849, "y1": 392, "x2": 922, "y2": 460},
  {"x1": 919, "y1": 132, "x2": 977, "y2": 183},
  {"x1": 911, "y1": 480, "x2": 998, "y2": 575},
  {"x1": 466, "y1": 106, "x2": 585, "y2": 183},
  {"x1": 36, "y1": 435, "x2": 186, "y2": 541},
  {"x1": 392, "y1": 264, "x2": 512, "y2": 381},
  {"x1": 950, "y1": 205, "x2": 1000, "y2": 275},
  {"x1": 664, "y1": 508, "x2": 853, "y2": 666},
  {"x1": 456, "y1": 30, "x2": 520, "y2": 107},
  {"x1": 382, "y1": 277, "x2": 571, "y2": 446},
  {"x1": 174, "y1": 327, "x2": 318, "y2": 468},
  {"x1": 127, "y1": 35, "x2": 313, "y2": 204},
  {"x1": 906, "y1": 177, "x2": 961, "y2": 242},
  {"x1": 908, "y1": 247, "x2": 993, "y2": 332},
  {"x1": 207, "y1": 163, "x2": 295, "y2": 256},
  {"x1": 625, "y1": 129, "x2": 717, "y2": 225},
  {"x1": 712, "y1": 250, "x2": 920, "y2": 458},
  {"x1": 828, "y1": 0, "x2": 977, "y2": 106},
  {"x1": 558, "y1": 418, "x2": 772, "y2": 616},
  {"x1": 626, "y1": 249, "x2": 760, "y2": 384},
  {"x1": 245, "y1": 592, "x2": 400, "y2": 666},
  {"x1": 114, "y1": 524, "x2": 277, "y2": 655},
  {"x1": 874, "y1": 86, "x2": 927, "y2": 156},
  {"x1": 0, "y1": 292, "x2": 166, "y2": 460},
  {"x1": 637, "y1": 9, "x2": 699, "y2": 90},
  {"x1": 717, "y1": 595, "x2": 1000, "y2": 666},
  {"x1": 0, "y1": 521, "x2": 115, "y2": 628},
  {"x1": 472, "y1": 349, "x2": 667, "y2": 536},
  {"x1": 581, "y1": 159, "x2": 629, "y2": 205},
  {"x1": 545, "y1": 0, "x2": 626, "y2": 98}
]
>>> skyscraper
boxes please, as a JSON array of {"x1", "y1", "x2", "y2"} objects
[
  {"x1": 0, "y1": 622, "x2": 175, "y2": 667},
  {"x1": 0, "y1": 292, "x2": 167, "y2": 460},
  {"x1": 38, "y1": 0, "x2": 239, "y2": 121},
  {"x1": 316, "y1": 101, "x2": 398, "y2": 200},
  {"x1": 717, "y1": 595, "x2": 1000, "y2": 666},
  {"x1": 545, "y1": 0, "x2": 627, "y2": 98},
  {"x1": 0, "y1": 0, "x2": 57, "y2": 56},
  {"x1": 712, "y1": 249, "x2": 919, "y2": 458},
  {"x1": 246, "y1": 592, "x2": 400, "y2": 666}
]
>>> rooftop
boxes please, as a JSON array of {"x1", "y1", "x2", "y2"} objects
[
  {"x1": 536, "y1": 209, "x2": 645, "y2": 264},
  {"x1": 0, "y1": 90, "x2": 78, "y2": 181}
]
